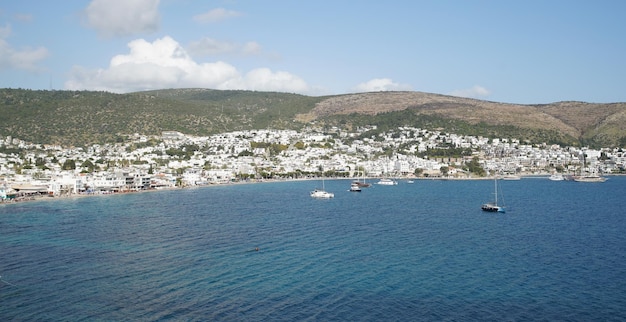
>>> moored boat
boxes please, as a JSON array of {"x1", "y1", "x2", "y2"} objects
[
  {"x1": 352, "y1": 180, "x2": 371, "y2": 188},
  {"x1": 482, "y1": 176, "x2": 505, "y2": 213},
  {"x1": 349, "y1": 182, "x2": 362, "y2": 192},
  {"x1": 481, "y1": 202, "x2": 504, "y2": 213},
  {"x1": 573, "y1": 153, "x2": 606, "y2": 182},
  {"x1": 311, "y1": 172, "x2": 334, "y2": 198},
  {"x1": 376, "y1": 178, "x2": 398, "y2": 185},
  {"x1": 310, "y1": 188, "x2": 334, "y2": 198},
  {"x1": 572, "y1": 175, "x2": 607, "y2": 183},
  {"x1": 548, "y1": 173, "x2": 565, "y2": 181}
]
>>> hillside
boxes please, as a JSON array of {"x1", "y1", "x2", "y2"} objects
[
  {"x1": 298, "y1": 91, "x2": 626, "y2": 147},
  {"x1": 0, "y1": 88, "x2": 322, "y2": 147},
  {"x1": 1, "y1": 88, "x2": 625, "y2": 148}
]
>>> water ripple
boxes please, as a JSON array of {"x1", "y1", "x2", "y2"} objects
[{"x1": 2, "y1": 179, "x2": 626, "y2": 320}]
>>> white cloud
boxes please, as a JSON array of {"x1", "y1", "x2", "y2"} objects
[
  {"x1": 353, "y1": 78, "x2": 412, "y2": 92},
  {"x1": 188, "y1": 37, "x2": 262, "y2": 57},
  {"x1": 241, "y1": 41, "x2": 262, "y2": 55},
  {"x1": 64, "y1": 36, "x2": 309, "y2": 94},
  {"x1": 193, "y1": 8, "x2": 242, "y2": 24},
  {"x1": 83, "y1": 0, "x2": 160, "y2": 38},
  {"x1": 0, "y1": 24, "x2": 48, "y2": 71},
  {"x1": 188, "y1": 38, "x2": 237, "y2": 56},
  {"x1": 225, "y1": 68, "x2": 309, "y2": 93},
  {"x1": 449, "y1": 85, "x2": 491, "y2": 99}
]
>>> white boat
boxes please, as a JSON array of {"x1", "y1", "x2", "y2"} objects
[
  {"x1": 572, "y1": 175, "x2": 607, "y2": 183},
  {"x1": 548, "y1": 173, "x2": 565, "y2": 181},
  {"x1": 376, "y1": 178, "x2": 398, "y2": 185},
  {"x1": 482, "y1": 176, "x2": 505, "y2": 213},
  {"x1": 501, "y1": 175, "x2": 521, "y2": 180},
  {"x1": 349, "y1": 182, "x2": 362, "y2": 192},
  {"x1": 310, "y1": 188, "x2": 334, "y2": 198},
  {"x1": 310, "y1": 174, "x2": 334, "y2": 198}
]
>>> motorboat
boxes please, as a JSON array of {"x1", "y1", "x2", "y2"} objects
[
  {"x1": 548, "y1": 173, "x2": 565, "y2": 181},
  {"x1": 376, "y1": 178, "x2": 397, "y2": 185}
]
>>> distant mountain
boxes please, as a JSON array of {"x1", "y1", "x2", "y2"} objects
[{"x1": 1, "y1": 88, "x2": 624, "y2": 148}]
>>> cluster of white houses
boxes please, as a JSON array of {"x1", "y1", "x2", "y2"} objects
[{"x1": 2, "y1": 126, "x2": 625, "y2": 200}]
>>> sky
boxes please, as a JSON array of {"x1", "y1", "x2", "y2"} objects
[{"x1": 0, "y1": 0, "x2": 625, "y2": 104}]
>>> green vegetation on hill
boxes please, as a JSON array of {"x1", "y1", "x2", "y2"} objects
[
  {"x1": 1, "y1": 88, "x2": 624, "y2": 148},
  {"x1": 0, "y1": 88, "x2": 322, "y2": 147}
]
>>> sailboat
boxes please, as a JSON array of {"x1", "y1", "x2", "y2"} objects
[
  {"x1": 310, "y1": 171, "x2": 334, "y2": 198},
  {"x1": 352, "y1": 164, "x2": 371, "y2": 188},
  {"x1": 376, "y1": 161, "x2": 398, "y2": 185},
  {"x1": 481, "y1": 176, "x2": 505, "y2": 213},
  {"x1": 572, "y1": 174, "x2": 606, "y2": 182},
  {"x1": 572, "y1": 153, "x2": 606, "y2": 182}
]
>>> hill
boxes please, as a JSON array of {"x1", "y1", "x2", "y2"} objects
[{"x1": 1, "y1": 88, "x2": 625, "y2": 148}]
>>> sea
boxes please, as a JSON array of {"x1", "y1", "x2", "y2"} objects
[{"x1": 1, "y1": 176, "x2": 625, "y2": 321}]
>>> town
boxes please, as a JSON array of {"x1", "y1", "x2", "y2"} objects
[{"x1": 1, "y1": 125, "x2": 625, "y2": 202}]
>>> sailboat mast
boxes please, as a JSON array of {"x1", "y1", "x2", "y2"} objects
[{"x1": 494, "y1": 176, "x2": 498, "y2": 206}]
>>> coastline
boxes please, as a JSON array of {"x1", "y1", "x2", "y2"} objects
[{"x1": 3, "y1": 173, "x2": 620, "y2": 206}]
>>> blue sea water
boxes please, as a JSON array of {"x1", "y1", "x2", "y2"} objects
[{"x1": 1, "y1": 177, "x2": 626, "y2": 321}]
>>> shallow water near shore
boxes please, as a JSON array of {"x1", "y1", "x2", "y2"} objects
[{"x1": 2, "y1": 177, "x2": 626, "y2": 320}]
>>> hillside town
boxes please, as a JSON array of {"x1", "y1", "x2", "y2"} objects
[{"x1": 1, "y1": 125, "x2": 625, "y2": 202}]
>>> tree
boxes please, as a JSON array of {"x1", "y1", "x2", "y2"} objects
[
  {"x1": 237, "y1": 150, "x2": 253, "y2": 157},
  {"x1": 463, "y1": 156, "x2": 486, "y2": 176},
  {"x1": 62, "y1": 159, "x2": 76, "y2": 170},
  {"x1": 81, "y1": 159, "x2": 95, "y2": 172},
  {"x1": 35, "y1": 157, "x2": 46, "y2": 167}
]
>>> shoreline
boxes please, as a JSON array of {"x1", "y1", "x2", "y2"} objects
[{"x1": 2, "y1": 173, "x2": 621, "y2": 206}]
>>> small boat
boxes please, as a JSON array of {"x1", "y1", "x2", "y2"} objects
[
  {"x1": 501, "y1": 175, "x2": 521, "y2": 180},
  {"x1": 376, "y1": 178, "x2": 398, "y2": 185},
  {"x1": 349, "y1": 182, "x2": 362, "y2": 192},
  {"x1": 548, "y1": 173, "x2": 565, "y2": 181},
  {"x1": 352, "y1": 166, "x2": 371, "y2": 187},
  {"x1": 352, "y1": 180, "x2": 372, "y2": 188},
  {"x1": 310, "y1": 188, "x2": 334, "y2": 198},
  {"x1": 572, "y1": 154, "x2": 606, "y2": 182},
  {"x1": 407, "y1": 180, "x2": 415, "y2": 184},
  {"x1": 481, "y1": 202, "x2": 504, "y2": 213},
  {"x1": 572, "y1": 175, "x2": 607, "y2": 183},
  {"x1": 311, "y1": 173, "x2": 334, "y2": 198},
  {"x1": 482, "y1": 176, "x2": 505, "y2": 213}
]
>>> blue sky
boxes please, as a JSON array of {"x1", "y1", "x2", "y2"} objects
[{"x1": 0, "y1": 0, "x2": 624, "y2": 104}]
